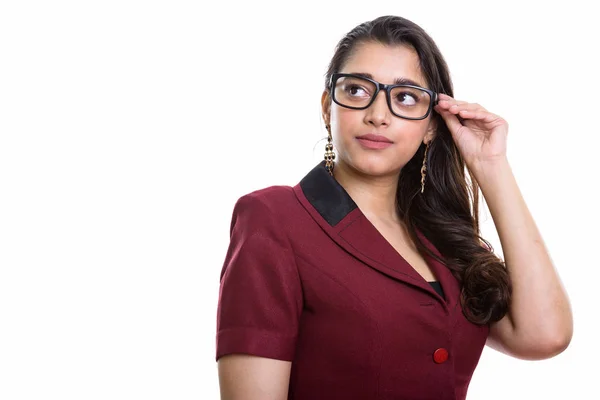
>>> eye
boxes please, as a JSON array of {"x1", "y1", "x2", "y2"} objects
[
  {"x1": 394, "y1": 91, "x2": 419, "y2": 106},
  {"x1": 345, "y1": 84, "x2": 370, "y2": 98}
]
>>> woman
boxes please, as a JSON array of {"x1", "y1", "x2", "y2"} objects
[{"x1": 215, "y1": 15, "x2": 572, "y2": 400}]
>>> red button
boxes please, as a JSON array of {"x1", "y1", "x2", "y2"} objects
[{"x1": 433, "y1": 348, "x2": 449, "y2": 363}]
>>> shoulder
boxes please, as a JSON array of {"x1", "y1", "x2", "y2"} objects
[
  {"x1": 230, "y1": 185, "x2": 298, "y2": 230},
  {"x1": 233, "y1": 185, "x2": 297, "y2": 216}
]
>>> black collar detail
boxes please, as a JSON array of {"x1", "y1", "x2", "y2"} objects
[{"x1": 299, "y1": 161, "x2": 357, "y2": 227}]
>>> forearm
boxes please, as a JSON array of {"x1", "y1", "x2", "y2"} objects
[{"x1": 473, "y1": 158, "x2": 573, "y2": 347}]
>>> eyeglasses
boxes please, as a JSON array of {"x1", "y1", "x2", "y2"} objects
[{"x1": 330, "y1": 73, "x2": 439, "y2": 120}]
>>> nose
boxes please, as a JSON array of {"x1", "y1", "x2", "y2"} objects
[{"x1": 365, "y1": 89, "x2": 391, "y2": 127}]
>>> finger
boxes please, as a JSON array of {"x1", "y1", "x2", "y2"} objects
[
  {"x1": 458, "y1": 109, "x2": 499, "y2": 123},
  {"x1": 437, "y1": 100, "x2": 471, "y2": 113},
  {"x1": 437, "y1": 93, "x2": 455, "y2": 100},
  {"x1": 437, "y1": 93, "x2": 468, "y2": 104},
  {"x1": 458, "y1": 102, "x2": 485, "y2": 111},
  {"x1": 437, "y1": 99, "x2": 468, "y2": 108},
  {"x1": 457, "y1": 109, "x2": 481, "y2": 119},
  {"x1": 458, "y1": 109, "x2": 476, "y2": 117},
  {"x1": 476, "y1": 111, "x2": 504, "y2": 124},
  {"x1": 446, "y1": 103, "x2": 487, "y2": 114},
  {"x1": 437, "y1": 95, "x2": 486, "y2": 112},
  {"x1": 435, "y1": 107, "x2": 463, "y2": 134}
]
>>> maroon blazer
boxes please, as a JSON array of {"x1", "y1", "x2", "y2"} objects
[{"x1": 216, "y1": 161, "x2": 490, "y2": 400}]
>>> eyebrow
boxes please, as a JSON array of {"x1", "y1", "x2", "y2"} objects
[{"x1": 348, "y1": 72, "x2": 426, "y2": 88}]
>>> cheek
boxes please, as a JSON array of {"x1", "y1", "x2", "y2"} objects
[
  {"x1": 331, "y1": 107, "x2": 358, "y2": 130},
  {"x1": 330, "y1": 108, "x2": 359, "y2": 147}
]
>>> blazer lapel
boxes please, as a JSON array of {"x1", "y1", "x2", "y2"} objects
[{"x1": 294, "y1": 161, "x2": 458, "y2": 311}]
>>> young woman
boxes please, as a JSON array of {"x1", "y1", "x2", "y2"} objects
[{"x1": 215, "y1": 15, "x2": 572, "y2": 400}]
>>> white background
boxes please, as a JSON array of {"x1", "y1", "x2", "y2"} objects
[{"x1": 1, "y1": 1, "x2": 598, "y2": 399}]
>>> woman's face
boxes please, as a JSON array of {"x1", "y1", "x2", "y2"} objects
[{"x1": 322, "y1": 41, "x2": 437, "y2": 177}]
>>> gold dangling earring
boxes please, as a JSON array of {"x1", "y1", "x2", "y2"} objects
[
  {"x1": 421, "y1": 142, "x2": 429, "y2": 193},
  {"x1": 324, "y1": 124, "x2": 335, "y2": 176}
]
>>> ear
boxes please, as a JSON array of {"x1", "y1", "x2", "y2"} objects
[
  {"x1": 424, "y1": 119, "x2": 437, "y2": 145},
  {"x1": 321, "y1": 90, "x2": 331, "y2": 126}
]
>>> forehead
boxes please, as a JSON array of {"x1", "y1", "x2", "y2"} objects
[{"x1": 340, "y1": 42, "x2": 427, "y2": 87}]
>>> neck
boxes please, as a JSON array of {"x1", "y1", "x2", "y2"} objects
[{"x1": 332, "y1": 160, "x2": 401, "y2": 223}]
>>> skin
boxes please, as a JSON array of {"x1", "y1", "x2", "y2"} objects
[
  {"x1": 323, "y1": 42, "x2": 437, "y2": 225},
  {"x1": 435, "y1": 95, "x2": 573, "y2": 360},
  {"x1": 321, "y1": 42, "x2": 439, "y2": 280},
  {"x1": 218, "y1": 355, "x2": 291, "y2": 400},
  {"x1": 218, "y1": 40, "x2": 573, "y2": 398}
]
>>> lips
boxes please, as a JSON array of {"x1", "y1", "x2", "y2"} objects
[
  {"x1": 355, "y1": 133, "x2": 394, "y2": 150},
  {"x1": 355, "y1": 133, "x2": 393, "y2": 143}
]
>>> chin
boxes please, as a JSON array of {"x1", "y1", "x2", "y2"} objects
[{"x1": 348, "y1": 155, "x2": 397, "y2": 177}]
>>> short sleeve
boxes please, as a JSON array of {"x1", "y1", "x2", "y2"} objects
[{"x1": 215, "y1": 193, "x2": 303, "y2": 362}]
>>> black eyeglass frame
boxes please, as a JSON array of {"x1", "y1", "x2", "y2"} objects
[{"x1": 329, "y1": 73, "x2": 439, "y2": 121}]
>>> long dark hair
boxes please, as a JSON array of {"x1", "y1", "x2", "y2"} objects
[{"x1": 323, "y1": 15, "x2": 511, "y2": 325}]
